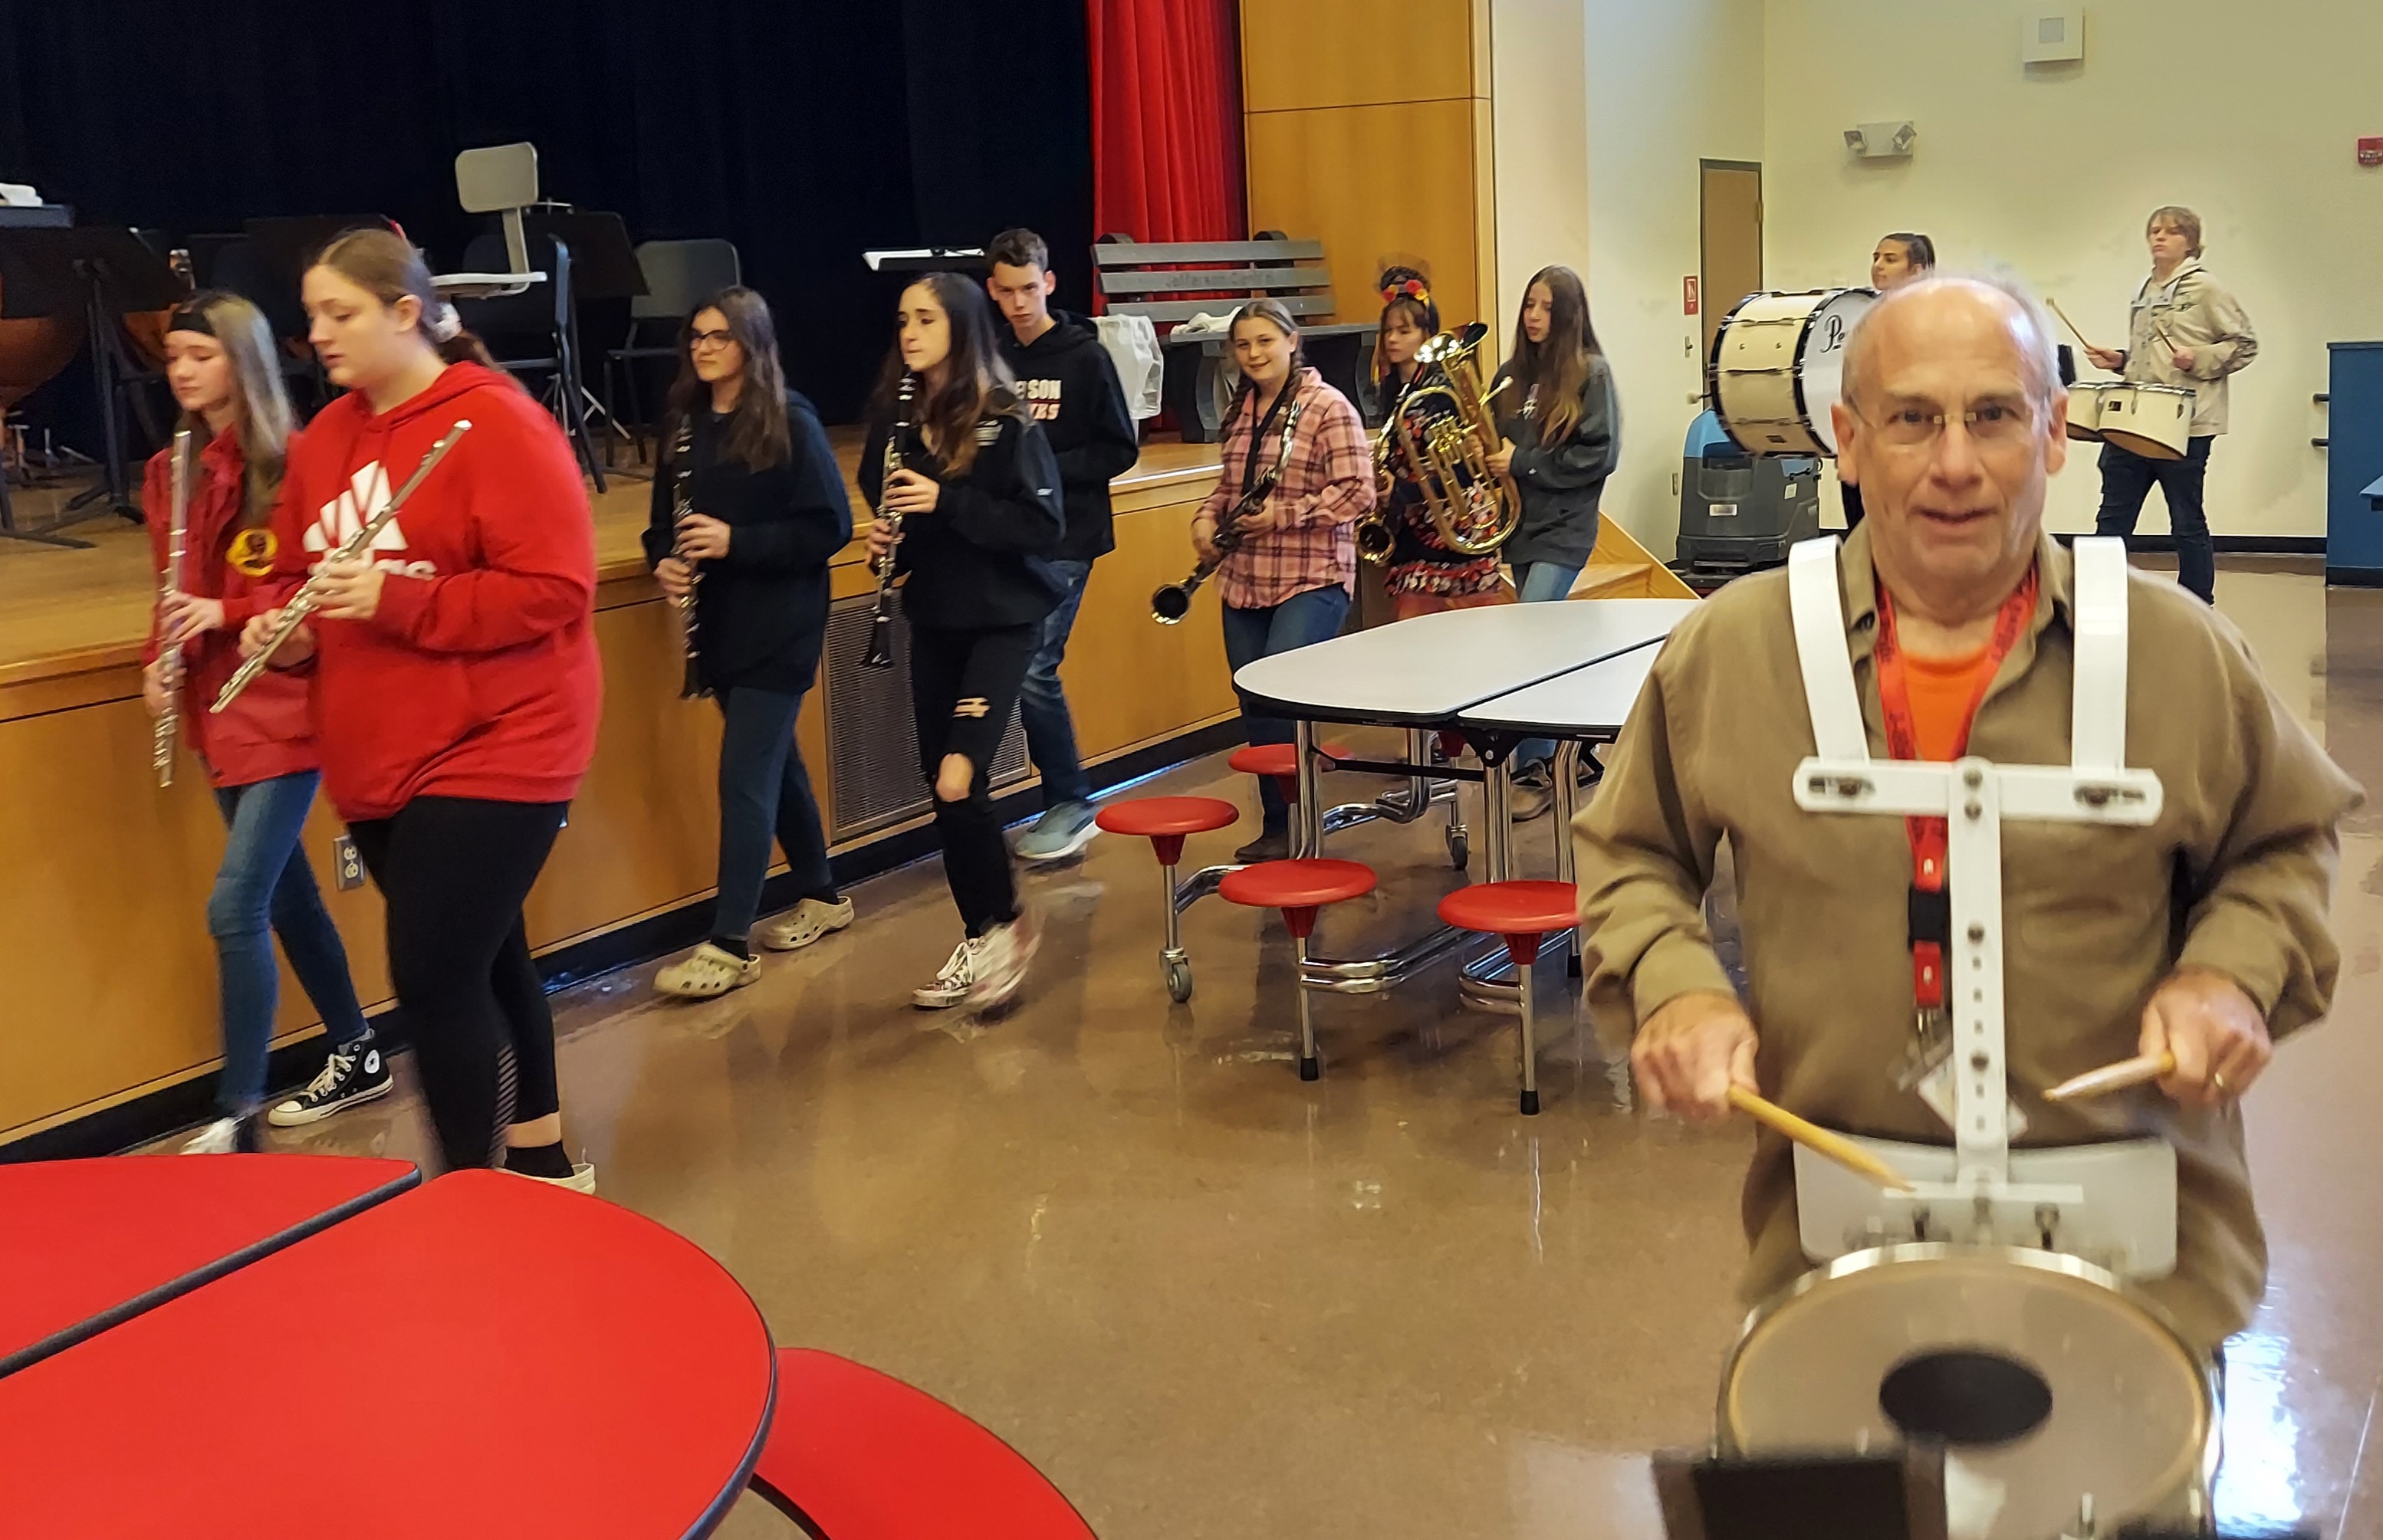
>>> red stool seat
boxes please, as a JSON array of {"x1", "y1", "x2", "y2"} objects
[
  {"x1": 1220, "y1": 858, "x2": 1377, "y2": 911},
  {"x1": 1225, "y1": 742, "x2": 1346, "y2": 780},
  {"x1": 1437, "y1": 880, "x2": 1579, "y2": 940},
  {"x1": 750, "y1": 1348, "x2": 1097, "y2": 1540},
  {"x1": 1438, "y1": 881, "x2": 1579, "y2": 1115},
  {"x1": 1095, "y1": 796, "x2": 1238, "y2": 840}
]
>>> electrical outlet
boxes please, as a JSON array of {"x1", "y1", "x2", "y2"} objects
[{"x1": 332, "y1": 833, "x2": 363, "y2": 891}]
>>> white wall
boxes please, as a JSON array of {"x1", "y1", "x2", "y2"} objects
[
  {"x1": 1489, "y1": 0, "x2": 1592, "y2": 350},
  {"x1": 1763, "y1": 0, "x2": 2383, "y2": 539},
  {"x1": 1584, "y1": 0, "x2": 1767, "y2": 557}
]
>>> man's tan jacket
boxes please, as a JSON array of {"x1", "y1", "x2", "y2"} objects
[{"x1": 1574, "y1": 524, "x2": 2358, "y2": 1348}]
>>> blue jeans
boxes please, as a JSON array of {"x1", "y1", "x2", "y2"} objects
[
  {"x1": 1511, "y1": 560, "x2": 1584, "y2": 773},
  {"x1": 712, "y1": 685, "x2": 835, "y2": 949},
  {"x1": 210, "y1": 773, "x2": 369, "y2": 1118},
  {"x1": 1019, "y1": 558, "x2": 1093, "y2": 806},
  {"x1": 2095, "y1": 436, "x2": 2214, "y2": 603},
  {"x1": 1221, "y1": 583, "x2": 1353, "y2": 827}
]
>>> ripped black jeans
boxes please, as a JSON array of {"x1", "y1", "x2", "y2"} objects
[{"x1": 909, "y1": 622, "x2": 1036, "y2": 936}]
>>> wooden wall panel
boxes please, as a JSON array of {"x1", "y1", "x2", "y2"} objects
[
  {"x1": 1244, "y1": 98, "x2": 1488, "y2": 327},
  {"x1": 1241, "y1": 0, "x2": 1479, "y2": 112},
  {"x1": 0, "y1": 685, "x2": 392, "y2": 1138},
  {"x1": 1060, "y1": 500, "x2": 1242, "y2": 759},
  {"x1": 0, "y1": 468, "x2": 1225, "y2": 1145}
]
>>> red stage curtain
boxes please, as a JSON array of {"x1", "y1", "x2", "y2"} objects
[{"x1": 1086, "y1": 0, "x2": 1247, "y2": 252}]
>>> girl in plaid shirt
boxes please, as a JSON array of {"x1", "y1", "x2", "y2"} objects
[{"x1": 1192, "y1": 300, "x2": 1375, "y2": 862}]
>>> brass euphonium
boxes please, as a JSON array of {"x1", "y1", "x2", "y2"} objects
[{"x1": 1357, "y1": 322, "x2": 1518, "y2": 565}]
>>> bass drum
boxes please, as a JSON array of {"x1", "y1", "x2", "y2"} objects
[
  {"x1": 1719, "y1": 1245, "x2": 2217, "y2": 1540},
  {"x1": 1707, "y1": 287, "x2": 1876, "y2": 457}
]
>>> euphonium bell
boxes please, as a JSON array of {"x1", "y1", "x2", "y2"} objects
[{"x1": 1369, "y1": 323, "x2": 1520, "y2": 563}]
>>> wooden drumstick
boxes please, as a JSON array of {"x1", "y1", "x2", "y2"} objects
[
  {"x1": 2044, "y1": 1051, "x2": 2176, "y2": 1104},
  {"x1": 1727, "y1": 1085, "x2": 1915, "y2": 1191},
  {"x1": 2047, "y1": 298, "x2": 2102, "y2": 356}
]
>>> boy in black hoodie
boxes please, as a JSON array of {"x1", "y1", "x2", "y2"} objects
[{"x1": 986, "y1": 228, "x2": 1139, "y2": 863}]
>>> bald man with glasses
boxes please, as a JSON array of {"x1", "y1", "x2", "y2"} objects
[{"x1": 1574, "y1": 275, "x2": 2357, "y2": 1352}]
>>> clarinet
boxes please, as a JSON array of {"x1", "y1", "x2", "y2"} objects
[
  {"x1": 860, "y1": 373, "x2": 919, "y2": 670},
  {"x1": 152, "y1": 428, "x2": 195, "y2": 787},
  {"x1": 669, "y1": 415, "x2": 708, "y2": 699}
]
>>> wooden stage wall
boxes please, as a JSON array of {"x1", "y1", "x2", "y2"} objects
[{"x1": 0, "y1": 446, "x2": 1232, "y2": 1148}]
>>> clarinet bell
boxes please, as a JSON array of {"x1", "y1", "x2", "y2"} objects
[{"x1": 860, "y1": 609, "x2": 897, "y2": 670}]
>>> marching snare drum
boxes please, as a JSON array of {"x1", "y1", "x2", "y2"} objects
[
  {"x1": 2066, "y1": 382, "x2": 2112, "y2": 442},
  {"x1": 2094, "y1": 383, "x2": 2196, "y2": 461},
  {"x1": 1719, "y1": 1245, "x2": 2217, "y2": 1540},
  {"x1": 1708, "y1": 287, "x2": 1878, "y2": 457}
]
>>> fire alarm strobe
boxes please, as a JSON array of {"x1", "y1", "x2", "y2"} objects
[{"x1": 2361, "y1": 137, "x2": 2383, "y2": 168}]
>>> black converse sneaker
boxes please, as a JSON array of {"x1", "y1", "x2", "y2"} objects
[{"x1": 267, "y1": 1038, "x2": 394, "y2": 1128}]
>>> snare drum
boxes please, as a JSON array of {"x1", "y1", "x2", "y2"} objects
[
  {"x1": 1719, "y1": 1245, "x2": 2217, "y2": 1540},
  {"x1": 1708, "y1": 288, "x2": 1877, "y2": 457},
  {"x1": 2095, "y1": 383, "x2": 2196, "y2": 460},
  {"x1": 2066, "y1": 382, "x2": 2112, "y2": 442}
]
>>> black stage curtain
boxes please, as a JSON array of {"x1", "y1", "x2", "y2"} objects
[{"x1": 0, "y1": 0, "x2": 1091, "y2": 425}]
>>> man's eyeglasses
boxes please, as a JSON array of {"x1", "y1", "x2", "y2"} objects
[
  {"x1": 1853, "y1": 398, "x2": 2037, "y2": 449},
  {"x1": 689, "y1": 330, "x2": 737, "y2": 351}
]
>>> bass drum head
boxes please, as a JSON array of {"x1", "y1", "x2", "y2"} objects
[
  {"x1": 1794, "y1": 288, "x2": 1875, "y2": 456},
  {"x1": 1708, "y1": 288, "x2": 1875, "y2": 458},
  {"x1": 1721, "y1": 1246, "x2": 2210, "y2": 1540}
]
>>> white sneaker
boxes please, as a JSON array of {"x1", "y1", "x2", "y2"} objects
[
  {"x1": 912, "y1": 937, "x2": 983, "y2": 1009},
  {"x1": 656, "y1": 942, "x2": 761, "y2": 998},
  {"x1": 761, "y1": 897, "x2": 855, "y2": 952},
  {"x1": 504, "y1": 1161, "x2": 597, "y2": 1194},
  {"x1": 968, "y1": 909, "x2": 1040, "y2": 1013},
  {"x1": 180, "y1": 1116, "x2": 258, "y2": 1154}
]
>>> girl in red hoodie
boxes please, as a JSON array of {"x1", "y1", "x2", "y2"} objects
[
  {"x1": 238, "y1": 229, "x2": 603, "y2": 1187},
  {"x1": 145, "y1": 292, "x2": 380, "y2": 1154}
]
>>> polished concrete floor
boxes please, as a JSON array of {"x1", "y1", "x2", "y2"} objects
[{"x1": 222, "y1": 559, "x2": 2381, "y2": 1538}]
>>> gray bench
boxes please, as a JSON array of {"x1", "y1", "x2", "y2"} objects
[{"x1": 1093, "y1": 232, "x2": 1380, "y2": 442}]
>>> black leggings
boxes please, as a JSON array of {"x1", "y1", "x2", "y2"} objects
[
  {"x1": 909, "y1": 622, "x2": 1034, "y2": 936},
  {"x1": 347, "y1": 797, "x2": 567, "y2": 1173}
]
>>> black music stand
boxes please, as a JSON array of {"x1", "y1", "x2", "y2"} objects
[
  {"x1": 522, "y1": 212, "x2": 646, "y2": 471},
  {"x1": 0, "y1": 225, "x2": 179, "y2": 543}
]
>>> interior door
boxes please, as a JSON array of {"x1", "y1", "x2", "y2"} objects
[{"x1": 1700, "y1": 161, "x2": 1763, "y2": 354}]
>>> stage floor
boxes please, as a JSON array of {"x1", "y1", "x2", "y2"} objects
[{"x1": 0, "y1": 431, "x2": 1221, "y2": 689}]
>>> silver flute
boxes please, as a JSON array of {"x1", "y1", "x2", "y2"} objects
[
  {"x1": 152, "y1": 427, "x2": 195, "y2": 786},
  {"x1": 212, "y1": 419, "x2": 472, "y2": 714}
]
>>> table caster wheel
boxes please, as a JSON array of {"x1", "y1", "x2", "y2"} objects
[
  {"x1": 1164, "y1": 957, "x2": 1194, "y2": 1003},
  {"x1": 1445, "y1": 826, "x2": 1470, "y2": 870},
  {"x1": 1298, "y1": 1056, "x2": 1320, "y2": 1082},
  {"x1": 1520, "y1": 1089, "x2": 1540, "y2": 1116}
]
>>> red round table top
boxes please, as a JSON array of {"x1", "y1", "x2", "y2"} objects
[
  {"x1": 0, "y1": 1167, "x2": 774, "y2": 1539},
  {"x1": 0, "y1": 1153, "x2": 419, "y2": 1377}
]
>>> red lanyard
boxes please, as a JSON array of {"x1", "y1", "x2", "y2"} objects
[{"x1": 1872, "y1": 569, "x2": 2038, "y2": 1010}]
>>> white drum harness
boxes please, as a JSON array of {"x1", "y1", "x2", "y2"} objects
[{"x1": 1783, "y1": 536, "x2": 2181, "y2": 1277}]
